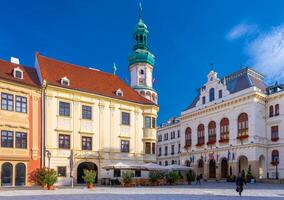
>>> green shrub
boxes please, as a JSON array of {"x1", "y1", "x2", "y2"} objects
[
  {"x1": 186, "y1": 170, "x2": 196, "y2": 183},
  {"x1": 165, "y1": 171, "x2": 179, "y2": 185},
  {"x1": 122, "y1": 171, "x2": 134, "y2": 185},
  {"x1": 44, "y1": 168, "x2": 58, "y2": 187},
  {"x1": 82, "y1": 169, "x2": 97, "y2": 185},
  {"x1": 149, "y1": 171, "x2": 164, "y2": 184},
  {"x1": 246, "y1": 166, "x2": 254, "y2": 183}
]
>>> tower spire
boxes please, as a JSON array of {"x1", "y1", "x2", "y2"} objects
[{"x1": 139, "y1": 1, "x2": 143, "y2": 19}]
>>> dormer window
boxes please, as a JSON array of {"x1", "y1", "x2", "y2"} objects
[
  {"x1": 13, "y1": 68, "x2": 23, "y2": 79},
  {"x1": 61, "y1": 77, "x2": 70, "y2": 86},
  {"x1": 115, "y1": 88, "x2": 123, "y2": 97}
]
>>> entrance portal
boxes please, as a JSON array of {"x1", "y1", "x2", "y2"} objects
[
  {"x1": 220, "y1": 158, "x2": 228, "y2": 179},
  {"x1": 209, "y1": 159, "x2": 216, "y2": 179},
  {"x1": 15, "y1": 163, "x2": 26, "y2": 186},
  {"x1": 77, "y1": 162, "x2": 98, "y2": 184},
  {"x1": 238, "y1": 156, "x2": 248, "y2": 173}
]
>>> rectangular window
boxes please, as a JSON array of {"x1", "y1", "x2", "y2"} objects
[
  {"x1": 82, "y1": 105, "x2": 92, "y2": 120},
  {"x1": 145, "y1": 116, "x2": 151, "y2": 128},
  {"x1": 165, "y1": 146, "x2": 168, "y2": 156},
  {"x1": 145, "y1": 142, "x2": 151, "y2": 154},
  {"x1": 158, "y1": 147, "x2": 162, "y2": 156},
  {"x1": 171, "y1": 145, "x2": 175, "y2": 155},
  {"x1": 121, "y1": 140, "x2": 129, "y2": 153},
  {"x1": 152, "y1": 117, "x2": 156, "y2": 128},
  {"x1": 114, "y1": 169, "x2": 121, "y2": 177},
  {"x1": 164, "y1": 133, "x2": 168, "y2": 141},
  {"x1": 15, "y1": 132, "x2": 27, "y2": 148},
  {"x1": 122, "y1": 112, "x2": 130, "y2": 125},
  {"x1": 1, "y1": 93, "x2": 14, "y2": 111},
  {"x1": 271, "y1": 126, "x2": 279, "y2": 140},
  {"x1": 135, "y1": 170, "x2": 141, "y2": 177},
  {"x1": 57, "y1": 166, "x2": 67, "y2": 177},
  {"x1": 1, "y1": 130, "x2": 13, "y2": 148},
  {"x1": 16, "y1": 96, "x2": 27, "y2": 113},
  {"x1": 202, "y1": 96, "x2": 206, "y2": 104},
  {"x1": 82, "y1": 136, "x2": 92, "y2": 150},
  {"x1": 59, "y1": 134, "x2": 70, "y2": 149},
  {"x1": 59, "y1": 102, "x2": 70, "y2": 117},
  {"x1": 177, "y1": 130, "x2": 180, "y2": 138},
  {"x1": 178, "y1": 143, "x2": 181, "y2": 153},
  {"x1": 151, "y1": 143, "x2": 155, "y2": 154},
  {"x1": 218, "y1": 90, "x2": 222, "y2": 98}
]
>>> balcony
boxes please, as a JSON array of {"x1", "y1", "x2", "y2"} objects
[
  {"x1": 196, "y1": 137, "x2": 205, "y2": 147},
  {"x1": 219, "y1": 138, "x2": 229, "y2": 143},
  {"x1": 237, "y1": 129, "x2": 248, "y2": 140},
  {"x1": 271, "y1": 137, "x2": 279, "y2": 142}
]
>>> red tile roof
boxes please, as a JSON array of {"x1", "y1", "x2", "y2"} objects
[
  {"x1": 36, "y1": 53, "x2": 155, "y2": 105},
  {"x1": 0, "y1": 59, "x2": 40, "y2": 87}
]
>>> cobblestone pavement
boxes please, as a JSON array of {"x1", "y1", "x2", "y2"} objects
[{"x1": 0, "y1": 182, "x2": 283, "y2": 200}]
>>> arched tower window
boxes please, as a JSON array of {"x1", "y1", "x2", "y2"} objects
[
  {"x1": 197, "y1": 124, "x2": 205, "y2": 145},
  {"x1": 220, "y1": 118, "x2": 229, "y2": 142},
  {"x1": 208, "y1": 121, "x2": 216, "y2": 144},
  {"x1": 139, "y1": 35, "x2": 143, "y2": 43},
  {"x1": 269, "y1": 105, "x2": 274, "y2": 117},
  {"x1": 238, "y1": 113, "x2": 248, "y2": 138},
  {"x1": 209, "y1": 88, "x2": 215, "y2": 102},
  {"x1": 185, "y1": 127, "x2": 192, "y2": 147}
]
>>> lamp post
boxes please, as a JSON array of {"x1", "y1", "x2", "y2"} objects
[
  {"x1": 46, "y1": 150, "x2": 51, "y2": 168},
  {"x1": 275, "y1": 158, "x2": 279, "y2": 180}
]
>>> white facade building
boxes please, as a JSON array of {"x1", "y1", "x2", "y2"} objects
[
  {"x1": 159, "y1": 67, "x2": 284, "y2": 180},
  {"x1": 157, "y1": 119, "x2": 181, "y2": 166}
]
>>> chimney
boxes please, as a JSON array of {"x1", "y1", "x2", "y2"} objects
[{"x1": 10, "y1": 57, "x2": 20, "y2": 65}]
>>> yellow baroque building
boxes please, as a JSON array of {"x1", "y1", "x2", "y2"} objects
[{"x1": 35, "y1": 48, "x2": 158, "y2": 185}]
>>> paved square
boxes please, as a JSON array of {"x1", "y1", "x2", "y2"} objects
[{"x1": 0, "y1": 183, "x2": 283, "y2": 200}]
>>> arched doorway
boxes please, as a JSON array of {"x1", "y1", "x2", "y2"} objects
[
  {"x1": 197, "y1": 159, "x2": 204, "y2": 179},
  {"x1": 15, "y1": 163, "x2": 26, "y2": 186},
  {"x1": 220, "y1": 158, "x2": 228, "y2": 179},
  {"x1": 77, "y1": 162, "x2": 98, "y2": 184},
  {"x1": 1, "y1": 162, "x2": 13, "y2": 186},
  {"x1": 259, "y1": 155, "x2": 265, "y2": 179},
  {"x1": 238, "y1": 156, "x2": 248, "y2": 173},
  {"x1": 209, "y1": 159, "x2": 216, "y2": 179}
]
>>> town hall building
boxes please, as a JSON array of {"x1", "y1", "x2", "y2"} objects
[{"x1": 158, "y1": 67, "x2": 284, "y2": 180}]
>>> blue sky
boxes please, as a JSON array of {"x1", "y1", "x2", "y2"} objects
[{"x1": 1, "y1": 0, "x2": 284, "y2": 124}]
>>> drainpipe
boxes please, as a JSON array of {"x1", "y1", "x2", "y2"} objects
[{"x1": 41, "y1": 81, "x2": 47, "y2": 168}]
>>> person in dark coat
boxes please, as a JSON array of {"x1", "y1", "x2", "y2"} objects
[
  {"x1": 236, "y1": 173, "x2": 244, "y2": 196},
  {"x1": 196, "y1": 174, "x2": 201, "y2": 185}
]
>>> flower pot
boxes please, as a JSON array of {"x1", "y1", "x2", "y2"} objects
[
  {"x1": 87, "y1": 183, "x2": 93, "y2": 189},
  {"x1": 47, "y1": 185, "x2": 54, "y2": 190}
]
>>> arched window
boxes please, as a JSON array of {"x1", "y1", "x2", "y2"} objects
[
  {"x1": 209, "y1": 88, "x2": 215, "y2": 102},
  {"x1": 1, "y1": 162, "x2": 13, "y2": 186},
  {"x1": 139, "y1": 35, "x2": 143, "y2": 43},
  {"x1": 271, "y1": 126, "x2": 279, "y2": 141},
  {"x1": 271, "y1": 150, "x2": 279, "y2": 165},
  {"x1": 220, "y1": 118, "x2": 229, "y2": 142},
  {"x1": 238, "y1": 113, "x2": 248, "y2": 138},
  {"x1": 208, "y1": 121, "x2": 216, "y2": 144},
  {"x1": 140, "y1": 91, "x2": 145, "y2": 96},
  {"x1": 165, "y1": 160, "x2": 168, "y2": 166},
  {"x1": 15, "y1": 163, "x2": 26, "y2": 186},
  {"x1": 269, "y1": 105, "x2": 274, "y2": 117},
  {"x1": 275, "y1": 104, "x2": 280, "y2": 116},
  {"x1": 197, "y1": 124, "x2": 205, "y2": 145},
  {"x1": 185, "y1": 127, "x2": 192, "y2": 147}
]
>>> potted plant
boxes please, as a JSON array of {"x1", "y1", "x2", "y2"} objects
[
  {"x1": 149, "y1": 171, "x2": 164, "y2": 186},
  {"x1": 186, "y1": 170, "x2": 196, "y2": 184},
  {"x1": 82, "y1": 169, "x2": 97, "y2": 189},
  {"x1": 165, "y1": 171, "x2": 179, "y2": 185},
  {"x1": 122, "y1": 171, "x2": 134, "y2": 187},
  {"x1": 31, "y1": 167, "x2": 48, "y2": 187},
  {"x1": 44, "y1": 168, "x2": 58, "y2": 190}
]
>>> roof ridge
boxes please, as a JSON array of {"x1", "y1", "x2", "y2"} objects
[
  {"x1": 37, "y1": 53, "x2": 115, "y2": 77},
  {"x1": 0, "y1": 58, "x2": 35, "y2": 69}
]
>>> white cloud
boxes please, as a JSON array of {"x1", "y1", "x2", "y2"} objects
[
  {"x1": 247, "y1": 25, "x2": 284, "y2": 84},
  {"x1": 226, "y1": 22, "x2": 258, "y2": 41}
]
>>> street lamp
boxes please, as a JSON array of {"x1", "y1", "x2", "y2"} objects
[
  {"x1": 275, "y1": 157, "x2": 279, "y2": 180},
  {"x1": 46, "y1": 150, "x2": 51, "y2": 168}
]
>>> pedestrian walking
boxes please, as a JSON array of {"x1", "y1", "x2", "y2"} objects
[
  {"x1": 195, "y1": 174, "x2": 200, "y2": 185},
  {"x1": 236, "y1": 172, "x2": 244, "y2": 196}
]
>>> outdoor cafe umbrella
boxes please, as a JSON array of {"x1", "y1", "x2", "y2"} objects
[
  {"x1": 103, "y1": 162, "x2": 144, "y2": 170},
  {"x1": 165, "y1": 164, "x2": 192, "y2": 171},
  {"x1": 142, "y1": 163, "x2": 168, "y2": 171}
]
